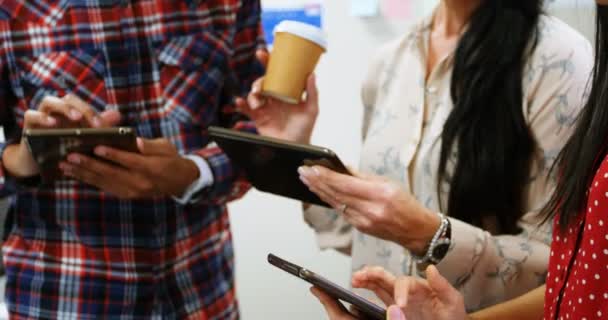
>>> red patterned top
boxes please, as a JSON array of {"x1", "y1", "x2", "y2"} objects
[{"x1": 544, "y1": 154, "x2": 608, "y2": 319}]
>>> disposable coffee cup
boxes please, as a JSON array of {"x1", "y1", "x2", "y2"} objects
[{"x1": 262, "y1": 20, "x2": 327, "y2": 104}]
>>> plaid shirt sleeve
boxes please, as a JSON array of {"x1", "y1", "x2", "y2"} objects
[{"x1": 194, "y1": 0, "x2": 265, "y2": 205}]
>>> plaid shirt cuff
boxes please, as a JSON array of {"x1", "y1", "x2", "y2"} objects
[
  {"x1": 172, "y1": 154, "x2": 214, "y2": 205},
  {"x1": 194, "y1": 121, "x2": 257, "y2": 205}
]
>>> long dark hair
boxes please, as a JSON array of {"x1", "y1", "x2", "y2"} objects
[
  {"x1": 437, "y1": 1, "x2": 543, "y2": 235},
  {"x1": 541, "y1": 5, "x2": 608, "y2": 231}
]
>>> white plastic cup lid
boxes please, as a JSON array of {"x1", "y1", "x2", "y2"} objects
[{"x1": 274, "y1": 20, "x2": 327, "y2": 50}]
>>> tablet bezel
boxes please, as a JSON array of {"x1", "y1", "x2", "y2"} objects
[{"x1": 208, "y1": 126, "x2": 349, "y2": 207}]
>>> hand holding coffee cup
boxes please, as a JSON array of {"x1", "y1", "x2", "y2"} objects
[
  {"x1": 238, "y1": 72, "x2": 319, "y2": 144},
  {"x1": 236, "y1": 21, "x2": 324, "y2": 143},
  {"x1": 262, "y1": 20, "x2": 327, "y2": 104}
]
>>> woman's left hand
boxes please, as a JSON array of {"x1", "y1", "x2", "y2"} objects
[
  {"x1": 311, "y1": 287, "x2": 357, "y2": 320},
  {"x1": 298, "y1": 166, "x2": 441, "y2": 255},
  {"x1": 311, "y1": 287, "x2": 408, "y2": 320}
]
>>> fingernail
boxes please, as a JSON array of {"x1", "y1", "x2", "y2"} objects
[
  {"x1": 299, "y1": 175, "x2": 310, "y2": 186},
  {"x1": 47, "y1": 116, "x2": 57, "y2": 125},
  {"x1": 70, "y1": 109, "x2": 82, "y2": 119},
  {"x1": 388, "y1": 306, "x2": 405, "y2": 320},
  {"x1": 67, "y1": 154, "x2": 81, "y2": 165},
  {"x1": 92, "y1": 116, "x2": 102, "y2": 127},
  {"x1": 396, "y1": 297, "x2": 407, "y2": 309},
  {"x1": 137, "y1": 138, "x2": 144, "y2": 152},
  {"x1": 298, "y1": 166, "x2": 308, "y2": 175},
  {"x1": 94, "y1": 146, "x2": 107, "y2": 157}
]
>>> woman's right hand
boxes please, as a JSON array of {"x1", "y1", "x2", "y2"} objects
[
  {"x1": 2, "y1": 95, "x2": 121, "y2": 178},
  {"x1": 236, "y1": 51, "x2": 319, "y2": 144},
  {"x1": 353, "y1": 265, "x2": 468, "y2": 320}
]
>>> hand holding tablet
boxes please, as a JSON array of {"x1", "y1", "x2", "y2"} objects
[
  {"x1": 2, "y1": 95, "x2": 124, "y2": 182},
  {"x1": 24, "y1": 127, "x2": 138, "y2": 182},
  {"x1": 208, "y1": 126, "x2": 350, "y2": 207}
]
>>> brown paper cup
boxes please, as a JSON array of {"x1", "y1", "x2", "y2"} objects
[{"x1": 262, "y1": 21, "x2": 327, "y2": 104}]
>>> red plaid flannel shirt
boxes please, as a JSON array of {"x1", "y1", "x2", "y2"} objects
[{"x1": 0, "y1": 0, "x2": 264, "y2": 319}]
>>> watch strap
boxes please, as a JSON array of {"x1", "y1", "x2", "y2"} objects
[{"x1": 414, "y1": 213, "x2": 452, "y2": 265}]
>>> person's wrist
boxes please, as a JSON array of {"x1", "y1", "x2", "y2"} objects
[
  {"x1": 286, "y1": 127, "x2": 314, "y2": 144},
  {"x1": 3, "y1": 144, "x2": 39, "y2": 178},
  {"x1": 176, "y1": 157, "x2": 200, "y2": 196},
  {"x1": 405, "y1": 210, "x2": 442, "y2": 256},
  {"x1": 299, "y1": 134, "x2": 313, "y2": 145}
]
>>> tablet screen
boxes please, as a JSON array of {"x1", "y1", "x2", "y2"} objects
[{"x1": 209, "y1": 126, "x2": 349, "y2": 207}]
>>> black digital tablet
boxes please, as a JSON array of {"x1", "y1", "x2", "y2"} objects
[
  {"x1": 208, "y1": 126, "x2": 350, "y2": 208},
  {"x1": 24, "y1": 127, "x2": 138, "y2": 183},
  {"x1": 268, "y1": 254, "x2": 386, "y2": 320}
]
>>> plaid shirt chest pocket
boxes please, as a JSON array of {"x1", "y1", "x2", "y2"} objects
[
  {"x1": 15, "y1": 50, "x2": 109, "y2": 112},
  {"x1": 155, "y1": 33, "x2": 231, "y2": 126}
]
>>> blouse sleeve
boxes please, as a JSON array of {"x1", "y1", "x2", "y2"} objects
[
  {"x1": 302, "y1": 48, "x2": 387, "y2": 251},
  {"x1": 436, "y1": 23, "x2": 594, "y2": 310}
]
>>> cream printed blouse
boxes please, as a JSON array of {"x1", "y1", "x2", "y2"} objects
[{"x1": 304, "y1": 15, "x2": 593, "y2": 310}]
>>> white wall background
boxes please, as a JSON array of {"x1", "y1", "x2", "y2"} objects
[{"x1": 228, "y1": 0, "x2": 596, "y2": 319}]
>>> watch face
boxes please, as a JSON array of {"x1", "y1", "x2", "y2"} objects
[{"x1": 432, "y1": 243, "x2": 450, "y2": 261}]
